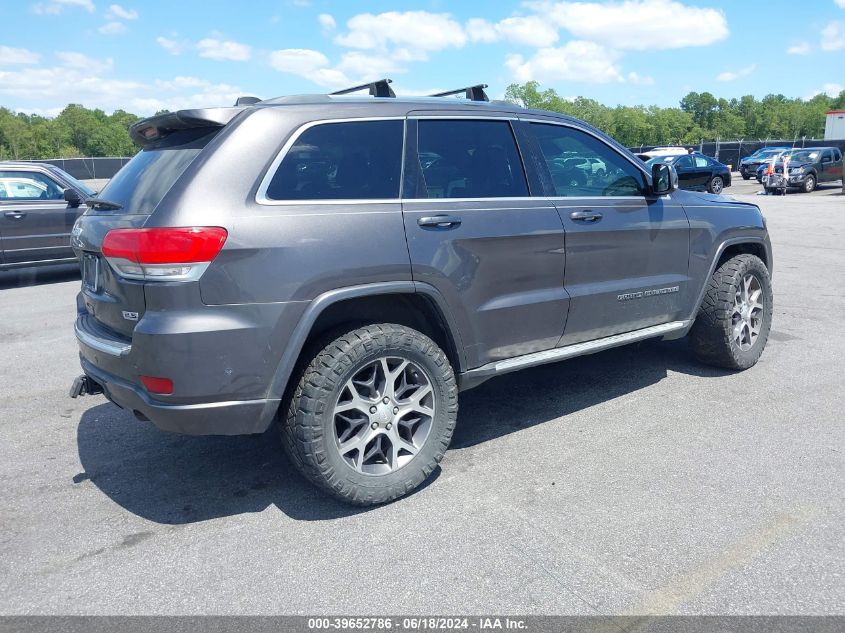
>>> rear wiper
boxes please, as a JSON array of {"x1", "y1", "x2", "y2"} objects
[{"x1": 85, "y1": 197, "x2": 123, "y2": 210}]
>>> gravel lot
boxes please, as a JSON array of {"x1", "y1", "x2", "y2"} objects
[{"x1": 1, "y1": 184, "x2": 843, "y2": 615}]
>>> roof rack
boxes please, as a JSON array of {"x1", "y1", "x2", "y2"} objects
[
  {"x1": 430, "y1": 84, "x2": 489, "y2": 102},
  {"x1": 234, "y1": 96, "x2": 261, "y2": 106},
  {"x1": 330, "y1": 79, "x2": 396, "y2": 98}
]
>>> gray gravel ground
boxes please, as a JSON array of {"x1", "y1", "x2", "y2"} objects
[{"x1": 0, "y1": 185, "x2": 843, "y2": 615}]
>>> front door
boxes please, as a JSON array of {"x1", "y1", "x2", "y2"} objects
[
  {"x1": 401, "y1": 117, "x2": 568, "y2": 367},
  {"x1": 525, "y1": 121, "x2": 691, "y2": 346},
  {"x1": 0, "y1": 169, "x2": 81, "y2": 265}
]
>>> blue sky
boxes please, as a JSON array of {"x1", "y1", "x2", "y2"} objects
[{"x1": 1, "y1": 0, "x2": 844, "y2": 116}]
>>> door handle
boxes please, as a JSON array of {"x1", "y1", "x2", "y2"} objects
[
  {"x1": 417, "y1": 215, "x2": 462, "y2": 229},
  {"x1": 569, "y1": 210, "x2": 603, "y2": 222},
  {"x1": 4, "y1": 211, "x2": 26, "y2": 220}
]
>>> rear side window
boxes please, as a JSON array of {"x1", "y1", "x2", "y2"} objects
[
  {"x1": 413, "y1": 119, "x2": 529, "y2": 199},
  {"x1": 97, "y1": 127, "x2": 217, "y2": 215},
  {"x1": 265, "y1": 120, "x2": 403, "y2": 201}
]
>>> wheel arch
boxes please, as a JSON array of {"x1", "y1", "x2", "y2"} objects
[{"x1": 260, "y1": 282, "x2": 467, "y2": 425}]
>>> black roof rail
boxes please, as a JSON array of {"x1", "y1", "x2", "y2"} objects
[
  {"x1": 430, "y1": 84, "x2": 489, "y2": 102},
  {"x1": 234, "y1": 96, "x2": 261, "y2": 106},
  {"x1": 330, "y1": 79, "x2": 396, "y2": 98}
]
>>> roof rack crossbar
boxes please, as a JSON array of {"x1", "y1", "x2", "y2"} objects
[
  {"x1": 330, "y1": 79, "x2": 396, "y2": 98},
  {"x1": 430, "y1": 84, "x2": 489, "y2": 102}
]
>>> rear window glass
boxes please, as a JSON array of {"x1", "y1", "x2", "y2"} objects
[
  {"x1": 96, "y1": 127, "x2": 217, "y2": 214},
  {"x1": 265, "y1": 120, "x2": 403, "y2": 201}
]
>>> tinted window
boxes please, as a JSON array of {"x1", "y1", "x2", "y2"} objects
[
  {"x1": 530, "y1": 123, "x2": 646, "y2": 197},
  {"x1": 98, "y1": 127, "x2": 217, "y2": 214},
  {"x1": 266, "y1": 120, "x2": 403, "y2": 201},
  {"x1": 414, "y1": 119, "x2": 528, "y2": 199},
  {"x1": 0, "y1": 170, "x2": 64, "y2": 200},
  {"x1": 673, "y1": 155, "x2": 693, "y2": 169}
]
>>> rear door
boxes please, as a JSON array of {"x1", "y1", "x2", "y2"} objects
[
  {"x1": 525, "y1": 121, "x2": 691, "y2": 346},
  {"x1": 401, "y1": 117, "x2": 568, "y2": 367},
  {"x1": 0, "y1": 168, "x2": 82, "y2": 265}
]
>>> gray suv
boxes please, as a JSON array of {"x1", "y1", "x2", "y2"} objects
[{"x1": 70, "y1": 81, "x2": 774, "y2": 505}]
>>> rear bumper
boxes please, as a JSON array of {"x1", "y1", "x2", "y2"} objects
[{"x1": 79, "y1": 356, "x2": 278, "y2": 435}]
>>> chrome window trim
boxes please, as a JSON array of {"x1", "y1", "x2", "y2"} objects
[{"x1": 255, "y1": 117, "x2": 406, "y2": 206}]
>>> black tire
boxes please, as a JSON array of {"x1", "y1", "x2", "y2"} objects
[
  {"x1": 281, "y1": 323, "x2": 458, "y2": 505},
  {"x1": 689, "y1": 254, "x2": 773, "y2": 370},
  {"x1": 741, "y1": 173, "x2": 751, "y2": 180},
  {"x1": 708, "y1": 175, "x2": 724, "y2": 194},
  {"x1": 803, "y1": 175, "x2": 816, "y2": 193}
]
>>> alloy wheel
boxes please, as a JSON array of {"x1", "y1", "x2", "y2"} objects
[
  {"x1": 333, "y1": 356, "x2": 435, "y2": 475},
  {"x1": 710, "y1": 176, "x2": 724, "y2": 194},
  {"x1": 732, "y1": 274, "x2": 765, "y2": 351}
]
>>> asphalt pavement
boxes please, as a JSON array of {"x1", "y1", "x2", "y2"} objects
[{"x1": 0, "y1": 185, "x2": 843, "y2": 615}]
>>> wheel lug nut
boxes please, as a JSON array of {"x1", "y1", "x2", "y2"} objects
[
  {"x1": 371, "y1": 422, "x2": 378, "y2": 430},
  {"x1": 393, "y1": 407, "x2": 399, "y2": 414},
  {"x1": 369, "y1": 406, "x2": 377, "y2": 414},
  {"x1": 383, "y1": 397, "x2": 389, "y2": 404},
  {"x1": 386, "y1": 423, "x2": 392, "y2": 430}
]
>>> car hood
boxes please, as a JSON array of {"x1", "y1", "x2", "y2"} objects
[{"x1": 674, "y1": 189, "x2": 748, "y2": 207}]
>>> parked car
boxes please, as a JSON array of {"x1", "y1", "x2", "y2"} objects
[
  {"x1": 763, "y1": 147, "x2": 843, "y2": 193},
  {"x1": 739, "y1": 147, "x2": 790, "y2": 180},
  {"x1": 645, "y1": 153, "x2": 731, "y2": 194},
  {"x1": 640, "y1": 146, "x2": 690, "y2": 159},
  {"x1": 69, "y1": 81, "x2": 773, "y2": 505},
  {"x1": 0, "y1": 161, "x2": 96, "y2": 270}
]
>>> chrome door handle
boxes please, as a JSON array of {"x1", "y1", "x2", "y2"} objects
[
  {"x1": 418, "y1": 215, "x2": 462, "y2": 229},
  {"x1": 569, "y1": 210, "x2": 603, "y2": 222},
  {"x1": 4, "y1": 211, "x2": 26, "y2": 220}
]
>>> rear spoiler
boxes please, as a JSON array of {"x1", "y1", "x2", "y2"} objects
[{"x1": 128, "y1": 107, "x2": 244, "y2": 147}]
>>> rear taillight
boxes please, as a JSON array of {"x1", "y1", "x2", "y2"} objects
[{"x1": 102, "y1": 227, "x2": 227, "y2": 281}]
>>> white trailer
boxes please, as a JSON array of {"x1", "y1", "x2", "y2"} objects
[{"x1": 825, "y1": 110, "x2": 845, "y2": 140}]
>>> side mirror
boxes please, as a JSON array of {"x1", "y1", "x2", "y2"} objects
[
  {"x1": 651, "y1": 163, "x2": 677, "y2": 195},
  {"x1": 64, "y1": 188, "x2": 82, "y2": 207}
]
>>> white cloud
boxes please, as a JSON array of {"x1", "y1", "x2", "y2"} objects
[
  {"x1": 627, "y1": 71, "x2": 655, "y2": 85},
  {"x1": 506, "y1": 41, "x2": 624, "y2": 83},
  {"x1": 0, "y1": 45, "x2": 41, "y2": 65},
  {"x1": 196, "y1": 37, "x2": 252, "y2": 61},
  {"x1": 98, "y1": 21, "x2": 126, "y2": 34},
  {"x1": 318, "y1": 13, "x2": 336, "y2": 32},
  {"x1": 32, "y1": 0, "x2": 94, "y2": 15},
  {"x1": 806, "y1": 83, "x2": 845, "y2": 100},
  {"x1": 821, "y1": 20, "x2": 845, "y2": 51},
  {"x1": 269, "y1": 48, "x2": 404, "y2": 89},
  {"x1": 466, "y1": 16, "x2": 558, "y2": 47},
  {"x1": 716, "y1": 64, "x2": 756, "y2": 81},
  {"x1": 55, "y1": 51, "x2": 113, "y2": 73},
  {"x1": 335, "y1": 11, "x2": 467, "y2": 60},
  {"x1": 525, "y1": 0, "x2": 728, "y2": 50},
  {"x1": 105, "y1": 3, "x2": 137, "y2": 19},
  {"x1": 787, "y1": 42, "x2": 811, "y2": 55},
  {"x1": 835, "y1": 0, "x2": 845, "y2": 8},
  {"x1": 156, "y1": 36, "x2": 186, "y2": 55}
]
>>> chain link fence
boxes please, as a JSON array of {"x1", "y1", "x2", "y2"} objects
[{"x1": 17, "y1": 157, "x2": 132, "y2": 180}]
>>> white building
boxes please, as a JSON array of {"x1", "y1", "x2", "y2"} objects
[{"x1": 824, "y1": 110, "x2": 845, "y2": 140}]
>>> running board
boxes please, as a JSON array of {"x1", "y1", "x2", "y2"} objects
[{"x1": 458, "y1": 321, "x2": 690, "y2": 390}]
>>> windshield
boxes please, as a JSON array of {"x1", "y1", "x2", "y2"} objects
[
  {"x1": 96, "y1": 127, "x2": 218, "y2": 214},
  {"x1": 51, "y1": 167, "x2": 96, "y2": 197},
  {"x1": 784, "y1": 150, "x2": 819, "y2": 163},
  {"x1": 645, "y1": 155, "x2": 681, "y2": 167}
]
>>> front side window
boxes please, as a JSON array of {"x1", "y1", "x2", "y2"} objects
[
  {"x1": 529, "y1": 123, "x2": 646, "y2": 197},
  {"x1": 0, "y1": 170, "x2": 64, "y2": 201},
  {"x1": 414, "y1": 119, "x2": 529, "y2": 199},
  {"x1": 265, "y1": 120, "x2": 403, "y2": 201}
]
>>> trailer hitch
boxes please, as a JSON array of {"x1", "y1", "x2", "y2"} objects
[{"x1": 69, "y1": 374, "x2": 103, "y2": 398}]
